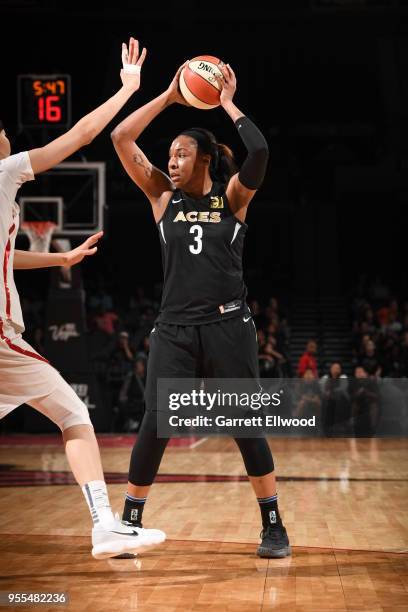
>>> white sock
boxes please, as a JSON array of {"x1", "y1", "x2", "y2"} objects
[{"x1": 82, "y1": 480, "x2": 115, "y2": 529}]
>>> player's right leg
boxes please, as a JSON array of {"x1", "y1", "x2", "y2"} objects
[
  {"x1": 0, "y1": 324, "x2": 164, "y2": 558},
  {"x1": 117, "y1": 323, "x2": 200, "y2": 557}
]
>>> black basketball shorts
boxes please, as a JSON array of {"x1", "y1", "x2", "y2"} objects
[{"x1": 145, "y1": 314, "x2": 259, "y2": 413}]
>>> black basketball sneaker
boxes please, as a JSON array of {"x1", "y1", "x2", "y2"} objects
[{"x1": 257, "y1": 524, "x2": 291, "y2": 558}]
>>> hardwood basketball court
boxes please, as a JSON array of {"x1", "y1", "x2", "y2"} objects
[{"x1": 0, "y1": 435, "x2": 407, "y2": 611}]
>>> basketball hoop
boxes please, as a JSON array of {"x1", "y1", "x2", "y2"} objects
[{"x1": 21, "y1": 221, "x2": 57, "y2": 253}]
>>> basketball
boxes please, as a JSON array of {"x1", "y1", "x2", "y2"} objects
[{"x1": 179, "y1": 55, "x2": 224, "y2": 110}]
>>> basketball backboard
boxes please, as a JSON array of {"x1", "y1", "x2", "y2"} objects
[{"x1": 18, "y1": 161, "x2": 105, "y2": 237}]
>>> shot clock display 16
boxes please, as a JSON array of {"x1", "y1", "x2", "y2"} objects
[{"x1": 18, "y1": 74, "x2": 71, "y2": 128}]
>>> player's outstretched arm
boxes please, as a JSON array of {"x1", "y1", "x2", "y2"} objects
[
  {"x1": 28, "y1": 38, "x2": 146, "y2": 176},
  {"x1": 111, "y1": 62, "x2": 189, "y2": 207},
  {"x1": 13, "y1": 232, "x2": 103, "y2": 269},
  {"x1": 215, "y1": 64, "x2": 269, "y2": 220}
]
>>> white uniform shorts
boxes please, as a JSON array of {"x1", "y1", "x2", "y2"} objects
[{"x1": 0, "y1": 321, "x2": 92, "y2": 431}]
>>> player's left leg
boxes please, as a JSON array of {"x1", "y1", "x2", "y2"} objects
[
  {"x1": 27, "y1": 379, "x2": 165, "y2": 559},
  {"x1": 200, "y1": 314, "x2": 291, "y2": 558}
]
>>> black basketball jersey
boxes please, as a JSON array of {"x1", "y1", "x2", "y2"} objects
[{"x1": 156, "y1": 182, "x2": 249, "y2": 325}]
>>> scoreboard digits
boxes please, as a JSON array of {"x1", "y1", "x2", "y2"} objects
[{"x1": 18, "y1": 75, "x2": 71, "y2": 128}]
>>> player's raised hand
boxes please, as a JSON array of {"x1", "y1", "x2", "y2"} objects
[
  {"x1": 120, "y1": 37, "x2": 147, "y2": 92},
  {"x1": 62, "y1": 231, "x2": 104, "y2": 268},
  {"x1": 166, "y1": 61, "x2": 191, "y2": 106},
  {"x1": 215, "y1": 63, "x2": 236, "y2": 106}
]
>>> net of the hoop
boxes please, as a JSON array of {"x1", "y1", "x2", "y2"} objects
[{"x1": 21, "y1": 221, "x2": 57, "y2": 252}]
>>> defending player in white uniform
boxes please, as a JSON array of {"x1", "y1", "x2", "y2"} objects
[{"x1": 0, "y1": 37, "x2": 165, "y2": 559}]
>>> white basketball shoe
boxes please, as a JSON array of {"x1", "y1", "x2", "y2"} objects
[{"x1": 91, "y1": 518, "x2": 166, "y2": 560}]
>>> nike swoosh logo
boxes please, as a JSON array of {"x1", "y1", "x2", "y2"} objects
[
  {"x1": 172, "y1": 198, "x2": 182, "y2": 203},
  {"x1": 243, "y1": 316, "x2": 251, "y2": 322},
  {"x1": 111, "y1": 530, "x2": 139, "y2": 536}
]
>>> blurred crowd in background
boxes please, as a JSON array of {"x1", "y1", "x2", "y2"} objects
[{"x1": 17, "y1": 275, "x2": 408, "y2": 436}]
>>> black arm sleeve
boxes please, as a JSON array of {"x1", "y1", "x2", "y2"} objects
[{"x1": 235, "y1": 116, "x2": 269, "y2": 190}]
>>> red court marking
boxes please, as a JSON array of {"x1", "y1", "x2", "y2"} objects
[
  {"x1": 0, "y1": 434, "x2": 202, "y2": 448},
  {"x1": 0, "y1": 469, "x2": 249, "y2": 487}
]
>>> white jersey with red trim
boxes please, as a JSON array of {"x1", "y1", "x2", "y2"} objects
[{"x1": 0, "y1": 151, "x2": 34, "y2": 332}]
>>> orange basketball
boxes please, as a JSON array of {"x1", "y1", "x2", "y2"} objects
[{"x1": 179, "y1": 55, "x2": 224, "y2": 110}]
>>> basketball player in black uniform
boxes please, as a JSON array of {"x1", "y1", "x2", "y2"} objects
[{"x1": 111, "y1": 61, "x2": 291, "y2": 557}]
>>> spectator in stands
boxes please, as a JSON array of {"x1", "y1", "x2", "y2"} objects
[
  {"x1": 297, "y1": 340, "x2": 318, "y2": 377},
  {"x1": 349, "y1": 290, "x2": 408, "y2": 378},
  {"x1": 135, "y1": 334, "x2": 151, "y2": 362},
  {"x1": 320, "y1": 362, "x2": 350, "y2": 436},
  {"x1": 362, "y1": 307, "x2": 377, "y2": 335},
  {"x1": 257, "y1": 329, "x2": 266, "y2": 350},
  {"x1": 268, "y1": 297, "x2": 279, "y2": 313},
  {"x1": 349, "y1": 366, "x2": 380, "y2": 437},
  {"x1": 293, "y1": 368, "x2": 322, "y2": 421},
  {"x1": 123, "y1": 305, "x2": 141, "y2": 336},
  {"x1": 387, "y1": 342, "x2": 401, "y2": 377},
  {"x1": 352, "y1": 321, "x2": 370, "y2": 355},
  {"x1": 320, "y1": 362, "x2": 347, "y2": 389},
  {"x1": 279, "y1": 317, "x2": 291, "y2": 346},
  {"x1": 264, "y1": 298, "x2": 284, "y2": 326},
  {"x1": 265, "y1": 319, "x2": 288, "y2": 357},
  {"x1": 264, "y1": 322, "x2": 279, "y2": 346},
  {"x1": 389, "y1": 298, "x2": 399, "y2": 318},
  {"x1": 93, "y1": 305, "x2": 119, "y2": 335},
  {"x1": 386, "y1": 311, "x2": 402, "y2": 334},
  {"x1": 359, "y1": 339, "x2": 381, "y2": 377},
  {"x1": 377, "y1": 304, "x2": 390, "y2": 328},
  {"x1": 259, "y1": 342, "x2": 277, "y2": 377},
  {"x1": 258, "y1": 339, "x2": 286, "y2": 377},
  {"x1": 352, "y1": 296, "x2": 370, "y2": 322}
]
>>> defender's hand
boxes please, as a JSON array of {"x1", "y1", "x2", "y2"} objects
[
  {"x1": 62, "y1": 231, "x2": 103, "y2": 268},
  {"x1": 120, "y1": 37, "x2": 147, "y2": 92}
]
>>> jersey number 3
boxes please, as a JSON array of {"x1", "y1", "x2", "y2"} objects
[{"x1": 189, "y1": 225, "x2": 203, "y2": 255}]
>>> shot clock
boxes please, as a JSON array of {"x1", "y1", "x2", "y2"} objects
[{"x1": 18, "y1": 75, "x2": 71, "y2": 129}]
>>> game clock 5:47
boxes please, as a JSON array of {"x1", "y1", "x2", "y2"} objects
[{"x1": 18, "y1": 74, "x2": 71, "y2": 129}]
